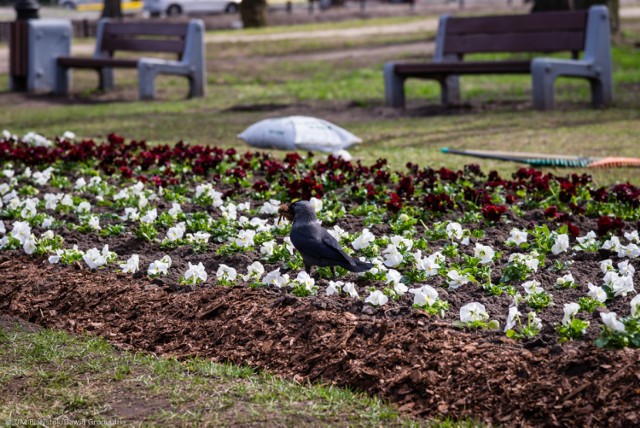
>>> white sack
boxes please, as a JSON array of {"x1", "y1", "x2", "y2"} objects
[{"x1": 237, "y1": 116, "x2": 362, "y2": 153}]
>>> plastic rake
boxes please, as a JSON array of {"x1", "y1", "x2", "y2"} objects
[{"x1": 441, "y1": 148, "x2": 640, "y2": 168}]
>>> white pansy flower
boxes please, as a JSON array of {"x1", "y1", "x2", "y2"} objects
[
  {"x1": 326, "y1": 280, "x2": 342, "y2": 296},
  {"x1": 262, "y1": 268, "x2": 289, "y2": 288},
  {"x1": 74, "y1": 177, "x2": 87, "y2": 189},
  {"x1": 522, "y1": 280, "x2": 543, "y2": 295},
  {"x1": 309, "y1": 197, "x2": 323, "y2": 213},
  {"x1": 0, "y1": 220, "x2": 5, "y2": 235},
  {"x1": 601, "y1": 312, "x2": 625, "y2": 332},
  {"x1": 23, "y1": 236, "x2": 36, "y2": 255},
  {"x1": 382, "y1": 244, "x2": 403, "y2": 267},
  {"x1": 88, "y1": 215, "x2": 101, "y2": 231},
  {"x1": 295, "y1": 271, "x2": 315, "y2": 291},
  {"x1": 618, "y1": 260, "x2": 635, "y2": 277},
  {"x1": 259, "y1": 199, "x2": 281, "y2": 215},
  {"x1": 352, "y1": 228, "x2": 375, "y2": 250},
  {"x1": 41, "y1": 216, "x2": 54, "y2": 229},
  {"x1": 630, "y1": 294, "x2": 640, "y2": 318},
  {"x1": 140, "y1": 208, "x2": 157, "y2": 224},
  {"x1": 385, "y1": 269, "x2": 402, "y2": 286},
  {"x1": 447, "y1": 270, "x2": 469, "y2": 290},
  {"x1": 44, "y1": 193, "x2": 61, "y2": 210},
  {"x1": 602, "y1": 236, "x2": 621, "y2": 252},
  {"x1": 415, "y1": 255, "x2": 440, "y2": 277},
  {"x1": 587, "y1": 283, "x2": 608, "y2": 303},
  {"x1": 409, "y1": 285, "x2": 439, "y2": 307},
  {"x1": 460, "y1": 302, "x2": 489, "y2": 323},
  {"x1": 506, "y1": 228, "x2": 528, "y2": 246},
  {"x1": 562, "y1": 302, "x2": 581, "y2": 326},
  {"x1": 183, "y1": 262, "x2": 208, "y2": 285},
  {"x1": 20, "y1": 199, "x2": 37, "y2": 219},
  {"x1": 166, "y1": 223, "x2": 186, "y2": 242},
  {"x1": 243, "y1": 261, "x2": 265, "y2": 281},
  {"x1": 504, "y1": 306, "x2": 521, "y2": 332},
  {"x1": 365, "y1": 290, "x2": 388, "y2": 307},
  {"x1": 168, "y1": 203, "x2": 182, "y2": 218},
  {"x1": 390, "y1": 235, "x2": 413, "y2": 251},
  {"x1": 123, "y1": 207, "x2": 139, "y2": 221},
  {"x1": 624, "y1": 230, "x2": 639, "y2": 244},
  {"x1": 551, "y1": 234, "x2": 570, "y2": 255},
  {"x1": 600, "y1": 259, "x2": 614, "y2": 274},
  {"x1": 148, "y1": 255, "x2": 171, "y2": 276},
  {"x1": 474, "y1": 243, "x2": 495, "y2": 264},
  {"x1": 234, "y1": 229, "x2": 256, "y2": 248},
  {"x1": 216, "y1": 264, "x2": 237, "y2": 281},
  {"x1": 327, "y1": 225, "x2": 348, "y2": 241},
  {"x1": 342, "y1": 282, "x2": 359, "y2": 298},
  {"x1": 260, "y1": 240, "x2": 275, "y2": 257},
  {"x1": 119, "y1": 255, "x2": 140, "y2": 274},
  {"x1": 83, "y1": 247, "x2": 107, "y2": 269},
  {"x1": 618, "y1": 244, "x2": 640, "y2": 259},
  {"x1": 445, "y1": 222, "x2": 463, "y2": 240},
  {"x1": 556, "y1": 273, "x2": 575, "y2": 288},
  {"x1": 11, "y1": 221, "x2": 31, "y2": 244},
  {"x1": 612, "y1": 275, "x2": 634, "y2": 297}
]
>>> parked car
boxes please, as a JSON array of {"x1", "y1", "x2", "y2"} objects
[
  {"x1": 58, "y1": 0, "x2": 143, "y2": 12},
  {"x1": 143, "y1": 0, "x2": 241, "y2": 16}
]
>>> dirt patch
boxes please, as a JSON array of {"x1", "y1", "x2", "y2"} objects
[{"x1": 1, "y1": 255, "x2": 639, "y2": 427}]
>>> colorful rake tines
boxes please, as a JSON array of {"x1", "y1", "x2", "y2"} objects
[{"x1": 441, "y1": 148, "x2": 640, "y2": 168}]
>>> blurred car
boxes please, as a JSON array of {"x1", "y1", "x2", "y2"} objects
[
  {"x1": 143, "y1": 0, "x2": 241, "y2": 16},
  {"x1": 58, "y1": 0, "x2": 144, "y2": 12}
]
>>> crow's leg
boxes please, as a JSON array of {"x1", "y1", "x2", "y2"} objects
[
  {"x1": 304, "y1": 263, "x2": 313, "y2": 275},
  {"x1": 331, "y1": 266, "x2": 336, "y2": 277}
]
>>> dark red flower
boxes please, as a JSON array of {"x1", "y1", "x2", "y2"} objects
[
  {"x1": 481, "y1": 204, "x2": 508, "y2": 222},
  {"x1": 385, "y1": 192, "x2": 403, "y2": 214}
]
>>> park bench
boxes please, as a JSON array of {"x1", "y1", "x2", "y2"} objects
[
  {"x1": 54, "y1": 19, "x2": 205, "y2": 100},
  {"x1": 383, "y1": 5, "x2": 612, "y2": 110}
]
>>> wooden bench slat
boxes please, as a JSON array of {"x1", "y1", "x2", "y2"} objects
[
  {"x1": 57, "y1": 56, "x2": 139, "y2": 68},
  {"x1": 101, "y1": 38, "x2": 185, "y2": 54},
  {"x1": 103, "y1": 22, "x2": 188, "y2": 37},
  {"x1": 395, "y1": 60, "x2": 531, "y2": 77},
  {"x1": 444, "y1": 32, "x2": 585, "y2": 55},
  {"x1": 446, "y1": 11, "x2": 588, "y2": 35}
]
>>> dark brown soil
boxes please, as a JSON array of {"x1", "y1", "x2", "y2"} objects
[{"x1": 2, "y1": 254, "x2": 639, "y2": 427}]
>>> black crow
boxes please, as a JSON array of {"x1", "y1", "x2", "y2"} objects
[{"x1": 280, "y1": 201, "x2": 373, "y2": 275}]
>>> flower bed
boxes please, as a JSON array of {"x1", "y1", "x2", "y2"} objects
[{"x1": 1, "y1": 131, "x2": 640, "y2": 424}]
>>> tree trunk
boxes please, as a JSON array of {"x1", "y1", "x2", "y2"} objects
[
  {"x1": 531, "y1": 0, "x2": 619, "y2": 33},
  {"x1": 102, "y1": 0, "x2": 122, "y2": 18},
  {"x1": 240, "y1": 0, "x2": 267, "y2": 28}
]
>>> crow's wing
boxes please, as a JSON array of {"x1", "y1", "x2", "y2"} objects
[{"x1": 290, "y1": 223, "x2": 355, "y2": 266}]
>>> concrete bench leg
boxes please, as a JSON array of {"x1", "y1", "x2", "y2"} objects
[
  {"x1": 440, "y1": 75, "x2": 460, "y2": 105},
  {"x1": 53, "y1": 64, "x2": 69, "y2": 95},
  {"x1": 188, "y1": 68, "x2": 205, "y2": 98},
  {"x1": 531, "y1": 61, "x2": 556, "y2": 111},
  {"x1": 589, "y1": 76, "x2": 612, "y2": 107},
  {"x1": 383, "y1": 62, "x2": 406, "y2": 108},
  {"x1": 138, "y1": 62, "x2": 157, "y2": 100},
  {"x1": 98, "y1": 68, "x2": 114, "y2": 91}
]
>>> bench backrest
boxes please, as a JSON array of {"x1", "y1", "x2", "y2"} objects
[
  {"x1": 98, "y1": 22, "x2": 190, "y2": 59},
  {"x1": 440, "y1": 10, "x2": 589, "y2": 57}
]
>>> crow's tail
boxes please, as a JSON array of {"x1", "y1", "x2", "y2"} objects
[{"x1": 344, "y1": 258, "x2": 374, "y2": 273}]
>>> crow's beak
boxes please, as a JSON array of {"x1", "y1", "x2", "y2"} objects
[{"x1": 278, "y1": 203, "x2": 293, "y2": 223}]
